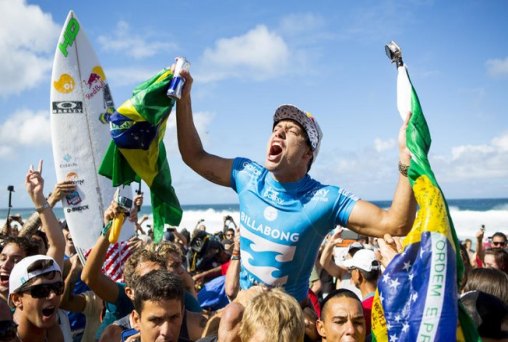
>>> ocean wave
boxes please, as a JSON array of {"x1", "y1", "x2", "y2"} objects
[{"x1": 1, "y1": 204, "x2": 506, "y2": 241}]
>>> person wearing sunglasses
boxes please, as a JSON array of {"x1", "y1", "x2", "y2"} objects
[
  {"x1": 491, "y1": 232, "x2": 507, "y2": 249},
  {"x1": 0, "y1": 162, "x2": 66, "y2": 306},
  {"x1": 8, "y1": 255, "x2": 65, "y2": 342}
]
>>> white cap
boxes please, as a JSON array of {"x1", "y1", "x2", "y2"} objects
[
  {"x1": 8, "y1": 255, "x2": 61, "y2": 303},
  {"x1": 342, "y1": 249, "x2": 380, "y2": 272}
]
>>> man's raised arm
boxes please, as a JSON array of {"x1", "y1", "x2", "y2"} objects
[
  {"x1": 176, "y1": 69, "x2": 233, "y2": 187},
  {"x1": 347, "y1": 115, "x2": 416, "y2": 238}
]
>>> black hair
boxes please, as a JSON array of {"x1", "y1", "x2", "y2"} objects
[
  {"x1": 133, "y1": 269, "x2": 184, "y2": 315},
  {"x1": 320, "y1": 289, "x2": 362, "y2": 320},
  {"x1": 1, "y1": 236, "x2": 39, "y2": 257},
  {"x1": 492, "y1": 232, "x2": 507, "y2": 241},
  {"x1": 358, "y1": 267, "x2": 381, "y2": 282},
  {"x1": 32, "y1": 230, "x2": 49, "y2": 251},
  {"x1": 460, "y1": 290, "x2": 508, "y2": 339}
]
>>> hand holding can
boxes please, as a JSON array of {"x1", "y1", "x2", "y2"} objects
[{"x1": 167, "y1": 57, "x2": 191, "y2": 100}]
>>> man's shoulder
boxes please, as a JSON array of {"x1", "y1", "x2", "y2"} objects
[
  {"x1": 233, "y1": 157, "x2": 263, "y2": 169},
  {"x1": 232, "y1": 157, "x2": 266, "y2": 178},
  {"x1": 301, "y1": 177, "x2": 355, "y2": 197}
]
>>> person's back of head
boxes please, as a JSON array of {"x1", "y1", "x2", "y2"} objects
[
  {"x1": 463, "y1": 267, "x2": 508, "y2": 304},
  {"x1": 460, "y1": 290, "x2": 508, "y2": 340},
  {"x1": 239, "y1": 287, "x2": 305, "y2": 342},
  {"x1": 123, "y1": 248, "x2": 166, "y2": 288},
  {"x1": 180, "y1": 228, "x2": 190, "y2": 246}
]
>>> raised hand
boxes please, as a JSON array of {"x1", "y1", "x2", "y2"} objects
[
  {"x1": 25, "y1": 160, "x2": 46, "y2": 206},
  {"x1": 377, "y1": 234, "x2": 403, "y2": 268},
  {"x1": 48, "y1": 181, "x2": 76, "y2": 206}
]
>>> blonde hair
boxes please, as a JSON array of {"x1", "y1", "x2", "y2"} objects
[
  {"x1": 239, "y1": 287, "x2": 305, "y2": 342},
  {"x1": 148, "y1": 241, "x2": 183, "y2": 259}
]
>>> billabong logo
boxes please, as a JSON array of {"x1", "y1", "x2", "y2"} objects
[
  {"x1": 263, "y1": 206, "x2": 278, "y2": 221},
  {"x1": 54, "y1": 74, "x2": 75, "y2": 94},
  {"x1": 240, "y1": 225, "x2": 296, "y2": 286},
  {"x1": 52, "y1": 101, "x2": 83, "y2": 114}
]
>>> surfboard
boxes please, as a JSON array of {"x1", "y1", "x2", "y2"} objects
[{"x1": 50, "y1": 10, "x2": 134, "y2": 261}]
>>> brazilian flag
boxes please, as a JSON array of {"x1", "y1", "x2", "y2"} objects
[
  {"x1": 99, "y1": 68, "x2": 182, "y2": 242},
  {"x1": 371, "y1": 58, "x2": 479, "y2": 341}
]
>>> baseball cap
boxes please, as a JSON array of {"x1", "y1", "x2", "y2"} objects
[
  {"x1": 273, "y1": 104, "x2": 323, "y2": 161},
  {"x1": 347, "y1": 242, "x2": 364, "y2": 254},
  {"x1": 9, "y1": 255, "x2": 61, "y2": 299},
  {"x1": 343, "y1": 249, "x2": 380, "y2": 272}
]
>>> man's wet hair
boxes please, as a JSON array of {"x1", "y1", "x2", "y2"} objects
[{"x1": 133, "y1": 269, "x2": 184, "y2": 315}]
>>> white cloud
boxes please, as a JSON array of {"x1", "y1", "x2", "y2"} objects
[
  {"x1": 197, "y1": 25, "x2": 290, "y2": 82},
  {"x1": 309, "y1": 131, "x2": 508, "y2": 200},
  {"x1": 0, "y1": 0, "x2": 60, "y2": 95},
  {"x1": 374, "y1": 138, "x2": 396, "y2": 152},
  {"x1": 163, "y1": 110, "x2": 214, "y2": 155},
  {"x1": 98, "y1": 21, "x2": 177, "y2": 59},
  {"x1": 492, "y1": 134, "x2": 508, "y2": 151},
  {"x1": 486, "y1": 57, "x2": 508, "y2": 77},
  {"x1": 0, "y1": 109, "x2": 52, "y2": 156},
  {"x1": 435, "y1": 132, "x2": 508, "y2": 181}
]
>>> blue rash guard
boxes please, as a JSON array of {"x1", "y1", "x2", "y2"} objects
[{"x1": 231, "y1": 158, "x2": 359, "y2": 302}]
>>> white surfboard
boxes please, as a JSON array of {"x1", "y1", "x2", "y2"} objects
[{"x1": 50, "y1": 10, "x2": 134, "y2": 261}]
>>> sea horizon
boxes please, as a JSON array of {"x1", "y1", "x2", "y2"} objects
[
  {"x1": 2, "y1": 197, "x2": 507, "y2": 244},
  {"x1": 3, "y1": 196, "x2": 508, "y2": 212}
]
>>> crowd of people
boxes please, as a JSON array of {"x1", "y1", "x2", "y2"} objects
[
  {"x1": 1, "y1": 169, "x2": 507, "y2": 342},
  {"x1": 0, "y1": 66, "x2": 507, "y2": 342}
]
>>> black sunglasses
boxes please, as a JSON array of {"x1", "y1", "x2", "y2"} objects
[
  {"x1": 492, "y1": 241, "x2": 506, "y2": 246},
  {"x1": 18, "y1": 281, "x2": 64, "y2": 299},
  {"x1": 0, "y1": 320, "x2": 17, "y2": 341}
]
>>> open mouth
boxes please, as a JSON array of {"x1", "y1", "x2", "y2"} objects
[
  {"x1": 42, "y1": 306, "x2": 56, "y2": 318},
  {"x1": 268, "y1": 144, "x2": 283, "y2": 161},
  {"x1": 0, "y1": 274, "x2": 9, "y2": 285}
]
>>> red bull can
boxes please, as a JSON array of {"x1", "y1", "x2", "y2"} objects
[{"x1": 167, "y1": 57, "x2": 191, "y2": 100}]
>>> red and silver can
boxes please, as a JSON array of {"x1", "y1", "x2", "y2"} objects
[{"x1": 167, "y1": 57, "x2": 191, "y2": 100}]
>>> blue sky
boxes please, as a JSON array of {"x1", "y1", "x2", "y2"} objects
[{"x1": 1, "y1": 0, "x2": 507, "y2": 208}]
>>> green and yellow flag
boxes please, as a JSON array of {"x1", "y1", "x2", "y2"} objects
[
  {"x1": 371, "y1": 45, "x2": 479, "y2": 341},
  {"x1": 99, "y1": 68, "x2": 182, "y2": 242}
]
